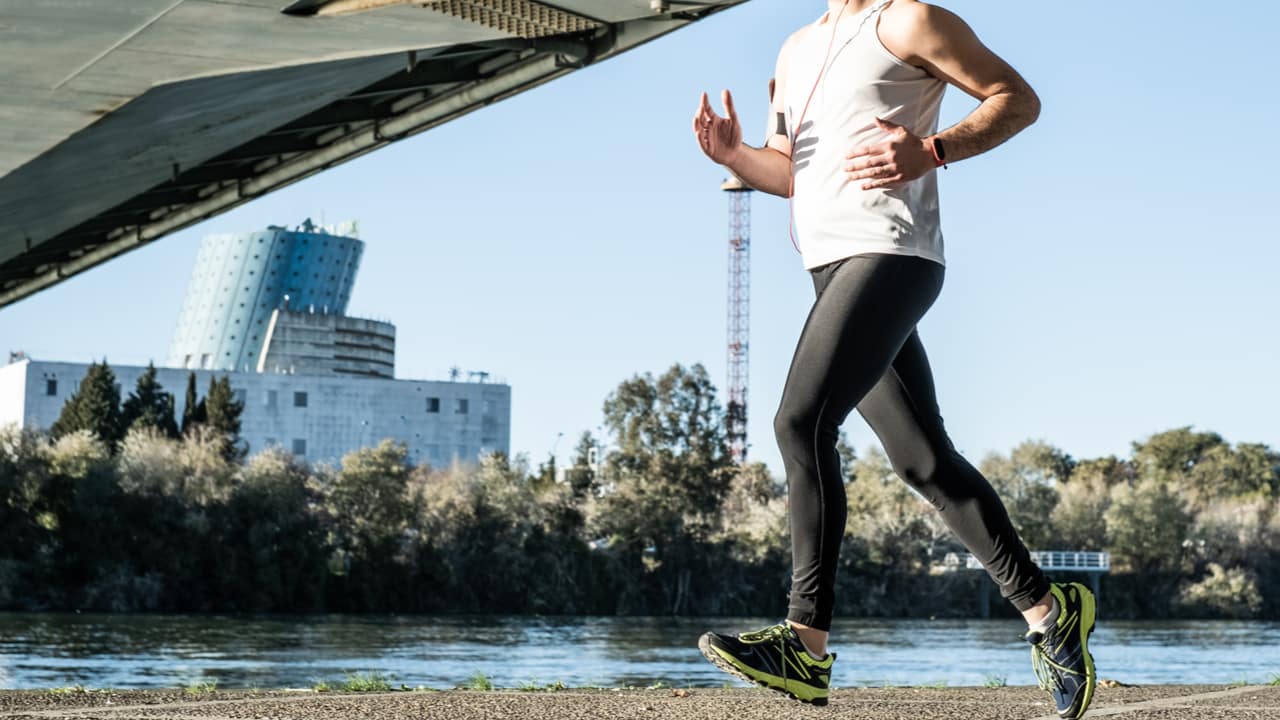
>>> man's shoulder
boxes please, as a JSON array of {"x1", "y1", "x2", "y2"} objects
[
  {"x1": 775, "y1": 22, "x2": 815, "y2": 70},
  {"x1": 880, "y1": 1, "x2": 961, "y2": 53},
  {"x1": 885, "y1": 0, "x2": 962, "y2": 32},
  {"x1": 781, "y1": 24, "x2": 814, "y2": 52}
]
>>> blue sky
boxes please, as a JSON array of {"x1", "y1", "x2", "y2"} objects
[{"x1": 2, "y1": 0, "x2": 1277, "y2": 475}]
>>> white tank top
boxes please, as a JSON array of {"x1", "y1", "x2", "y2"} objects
[{"x1": 784, "y1": 0, "x2": 947, "y2": 269}]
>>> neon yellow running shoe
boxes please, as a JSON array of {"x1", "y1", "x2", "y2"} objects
[
  {"x1": 1027, "y1": 582, "x2": 1098, "y2": 719},
  {"x1": 698, "y1": 622, "x2": 834, "y2": 706}
]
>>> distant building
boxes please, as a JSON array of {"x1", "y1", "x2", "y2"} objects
[
  {"x1": 0, "y1": 359, "x2": 510, "y2": 467},
  {"x1": 258, "y1": 309, "x2": 395, "y2": 379},
  {"x1": 166, "y1": 219, "x2": 363, "y2": 372},
  {"x1": 1, "y1": 219, "x2": 511, "y2": 467}
]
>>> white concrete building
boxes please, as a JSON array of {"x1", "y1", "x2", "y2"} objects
[
  {"x1": 257, "y1": 309, "x2": 396, "y2": 379},
  {"x1": 0, "y1": 358, "x2": 509, "y2": 468}
]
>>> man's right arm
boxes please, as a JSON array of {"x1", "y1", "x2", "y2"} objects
[
  {"x1": 723, "y1": 34, "x2": 800, "y2": 198},
  {"x1": 724, "y1": 144, "x2": 793, "y2": 198}
]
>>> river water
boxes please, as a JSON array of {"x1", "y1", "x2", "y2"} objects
[{"x1": 0, "y1": 613, "x2": 1276, "y2": 690}]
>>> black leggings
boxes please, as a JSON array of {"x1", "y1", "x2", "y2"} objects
[{"x1": 775, "y1": 253, "x2": 1050, "y2": 631}]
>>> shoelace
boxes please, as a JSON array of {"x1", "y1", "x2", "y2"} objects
[
  {"x1": 1029, "y1": 634, "x2": 1082, "y2": 693},
  {"x1": 740, "y1": 623, "x2": 792, "y2": 691},
  {"x1": 740, "y1": 623, "x2": 790, "y2": 643}
]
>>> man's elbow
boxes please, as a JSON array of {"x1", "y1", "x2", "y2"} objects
[
  {"x1": 1024, "y1": 88, "x2": 1042, "y2": 126},
  {"x1": 1016, "y1": 81, "x2": 1042, "y2": 127}
]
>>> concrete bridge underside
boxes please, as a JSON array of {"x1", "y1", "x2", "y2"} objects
[{"x1": 0, "y1": 0, "x2": 747, "y2": 308}]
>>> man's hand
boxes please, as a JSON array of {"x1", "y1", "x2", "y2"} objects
[
  {"x1": 693, "y1": 89, "x2": 743, "y2": 165},
  {"x1": 844, "y1": 117, "x2": 935, "y2": 190}
]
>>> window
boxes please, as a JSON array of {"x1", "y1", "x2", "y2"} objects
[
  {"x1": 426, "y1": 397, "x2": 440, "y2": 413},
  {"x1": 455, "y1": 398, "x2": 469, "y2": 414},
  {"x1": 294, "y1": 391, "x2": 308, "y2": 408},
  {"x1": 292, "y1": 438, "x2": 307, "y2": 456},
  {"x1": 483, "y1": 398, "x2": 497, "y2": 416},
  {"x1": 265, "y1": 390, "x2": 277, "y2": 408},
  {"x1": 233, "y1": 389, "x2": 246, "y2": 405},
  {"x1": 45, "y1": 379, "x2": 57, "y2": 396}
]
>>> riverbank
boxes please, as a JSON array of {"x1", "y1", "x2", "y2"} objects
[
  {"x1": 6, "y1": 614, "x2": 1278, "y2": 689},
  {"x1": 1, "y1": 685, "x2": 1277, "y2": 720}
]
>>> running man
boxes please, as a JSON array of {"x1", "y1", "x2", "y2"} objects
[{"x1": 691, "y1": 1, "x2": 1096, "y2": 717}]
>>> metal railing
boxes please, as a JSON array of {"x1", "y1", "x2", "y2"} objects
[{"x1": 945, "y1": 551, "x2": 1110, "y2": 572}]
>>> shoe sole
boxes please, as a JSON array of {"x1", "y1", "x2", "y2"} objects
[
  {"x1": 1062, "y1": 582, "x2": 1097, "y2": 720},
  {"x1": 697, "y1": 633, "x2": 829, "y2": 707},
  {"x1": 1070, "y1": 584, "x2": 1100, "y2": 717}
]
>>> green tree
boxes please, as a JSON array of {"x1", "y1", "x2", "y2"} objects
[
  {"x1": 1177, "y1": 563, "x2": 1263, "y2": 618},
  {"x1": 563, "y1": 431, "x2": 598, "y2": 499},
  {"x1": 121, "y1": 363, "x2": 180, "y2": 439},
  {"x1": 204, "y1": 376, "x2": 245, "y2": 461},
  {"x1": 1187, "y1": 442, "x2": 1279, "y2": 503},
  {"x1": 1132, "y1": 427, "x2": 1225, "y2": 481},
  {"x1": 331, "y1": 440, "x2": 414, "y2": 554},
  {"x1": 980, "y1": 440, "x2": 1071, "y2": 550},
  {"x1": 836, "y1": 430, "x2": 857, "y2": 482},
  {"x1": 326, "y1": 440, "x2": 415, "y2": 609},
  {"x1": 49, "y1": 360, "x2": 125, "y2": 451},
  {"x1": 1053, "y1": 457, "x2": 1126, "y2": 550},
  {"x1": 180, "y1": 372, "x2": 207, "y2": 436},
  {"x1": 42, "y1": 430, "x2": 118, "y2": 609},
  {"x1": 530, "y1": 453, "x2": 557, "y2": 494},
  {"x1": 843, "y1": 446, "x2": 966, "y2": 574},
  {"x1": 413, "y1": 453, "x2": 596, "y2": 613},
  {"x1": 0, "y1": 426, "x2": 52, "y2": 607},
  {"x1": 225, "y1": 448, "x2": 326, "y2": 611},
  {"x1": 1187, "y1": 496, "x2": 1273, "y2": 570},
  {"x1": 1105, "y1": 477, "x2": 1192, "y2": 575},
  {"x1": 593, "y1": 363, "x2": 733, "y2": 614}
]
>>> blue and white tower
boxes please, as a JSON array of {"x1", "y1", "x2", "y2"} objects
[{"x1": 166, "y1": 219, "x2": 363, "y2": 371}]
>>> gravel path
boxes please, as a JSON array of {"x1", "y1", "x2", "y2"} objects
[{"x1": 0, "y1": 685, "x2": 1276, "y2": 720}]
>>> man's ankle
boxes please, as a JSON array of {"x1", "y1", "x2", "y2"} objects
[
  {"x1": 785, "y1": 620, "x2": 828, "y2": 660},
  {"x1": 1027, "y1": 594, "x2": 1060, "y2": 634}
]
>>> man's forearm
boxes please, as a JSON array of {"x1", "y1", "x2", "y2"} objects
[
  {"x1": 724, "y1": 144, "x2": 793, "y2": 197},
  {"x1": 934, "y1": 88, "x2": 1040, "y2": 163}
]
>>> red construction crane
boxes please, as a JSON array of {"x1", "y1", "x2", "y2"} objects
[{"x1": 722, "y1": 176, "x2": 753, "y2": 463}]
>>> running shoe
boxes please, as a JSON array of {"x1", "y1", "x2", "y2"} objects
[
  {"x1": 1026, "y1": 582, "x2": 1097, "y2": 719},
  {"x1": 698, "y1": 622, "x2": 834, "y2": 705}
]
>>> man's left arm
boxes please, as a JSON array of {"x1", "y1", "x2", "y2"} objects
[
  {"x1": 906, "y1": 3, "x2": 1040, "y2": 162},
  {"x1": 846, "y1": 3, "x2": 1040, "y2": 189}
]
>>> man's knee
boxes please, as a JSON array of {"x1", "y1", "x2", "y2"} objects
[
  {"x1": 776, "y1": 399, "x2": 837, "y2": 448},
  {"x1": 773, "y1": 405, "x2": 812, "y2": 445},
  {"x1": 888, "y1": 451, "x2": 944, "y2": 507}
]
